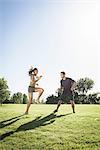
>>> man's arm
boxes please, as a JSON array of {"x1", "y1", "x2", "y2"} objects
[
  {"x1": 71, "y1": 81, "x2": 76, "y2": 91},
  {"x1": 60, "y1": 80, "x2": 64, "y2": 92}
]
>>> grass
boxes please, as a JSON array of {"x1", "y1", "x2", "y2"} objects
[{"x1": 0, "y1": 104, "x2": 100, "y2": 150}]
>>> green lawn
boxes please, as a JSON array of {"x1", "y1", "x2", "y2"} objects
[{"x1": 0, "y1": 104, "x2": 100, "y2": 150}]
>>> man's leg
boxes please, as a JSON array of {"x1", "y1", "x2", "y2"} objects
[
  {"x1": 54, "y1": 100, "x2": 62, "y2": 113},
  {"x1": 25, "y1": 93, "x2": 33, "y2": 114},
  {"x1": 70, "y1": 100, "x2": 75, "y2": 113}
]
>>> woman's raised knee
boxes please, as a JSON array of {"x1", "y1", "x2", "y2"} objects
[{"x1": 40, "y1": 88, "x2": 44, "y2": 93}]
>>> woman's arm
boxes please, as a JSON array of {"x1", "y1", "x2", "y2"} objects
[{"x1": 35, "y1": 75, "x2": 42, "y2": 82}]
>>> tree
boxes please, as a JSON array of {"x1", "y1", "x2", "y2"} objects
[
  {"x1": 46, "y1": 95, "x2": 59, "y2": 104},
  {"x1": 11, "y1": 92, "x2": 23, "y2": 104},
  {"x1": 23, "y1": 94, "x2": 28, "y2": 104},
  {"x1": 76, "y1": 78, "x2": 94, "y2": 94},
  {"x1": 87, "y1": 93, "x2": 100, "y2": 104},
  {"x1": 0, "y1": 78, "x2": 10, "y2": 104}
]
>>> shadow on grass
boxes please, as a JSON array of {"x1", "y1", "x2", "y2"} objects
[
  {"x1": 0, "y1": 115, "x2": 24, "y2": 129},
  {"x1": 0, "y1": 113, "x2": 72, "y2": 141}
]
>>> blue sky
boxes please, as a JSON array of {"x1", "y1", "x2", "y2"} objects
[{"x1": 0, "y1": 0, "x2": 100, "y2": 99}]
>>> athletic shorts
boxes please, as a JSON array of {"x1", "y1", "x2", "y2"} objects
[
  {"x1": 59, "y1": 92, "x2": 74, "y2": 103},
  {"x1": 28, "y1": 86, "x2": 35, "y2": 93}
]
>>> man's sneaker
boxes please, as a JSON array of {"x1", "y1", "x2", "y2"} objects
[
  {"x1": 73, "y1": 111, "x2": 75, "y2": 113},
  {"x1": 53, "y1": 109, "x2": 58, "y2": 113}
]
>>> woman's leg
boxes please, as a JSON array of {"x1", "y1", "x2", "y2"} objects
[
  {"x1": 35, "y1": 87, "x2": 44, "y2": 103},
  {"x1": 25, "y1": 92, "x2": 33, "y2": 114}
]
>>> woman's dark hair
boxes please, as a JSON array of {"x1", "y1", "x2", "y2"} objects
[
  {"x1": 29, "y1": 68, "x2": 38, "y2": 75},
  {"x1": 61, "y1": 71, "x2": 65, "y2": 75}
]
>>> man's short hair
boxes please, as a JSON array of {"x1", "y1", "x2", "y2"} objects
[{"x1": 61, "y1": 71, "x2": 66, "y2": 75}]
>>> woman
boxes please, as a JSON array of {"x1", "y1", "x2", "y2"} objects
[{"x1": 25, "y1": 67, "x2": 44, "y2": 114}]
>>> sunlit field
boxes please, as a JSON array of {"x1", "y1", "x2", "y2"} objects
[{"x1": 0, "y1": 104, "x2": 100, "y2": 150}]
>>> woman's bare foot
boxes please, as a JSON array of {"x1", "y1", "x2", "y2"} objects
[
  {"x1": 24, "y1": 112, "x2": 28, "y2": 115},
  {"x1": 35, "y1": 100, "x2": 40, "y2": 104}
]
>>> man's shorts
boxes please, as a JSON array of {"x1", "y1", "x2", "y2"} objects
[
  {"x1": 59, "y1": 92, "x2": 74, "y2": 103},
  {"x1": 28, "y1": 86, "x2": 35, "y2": 93}
]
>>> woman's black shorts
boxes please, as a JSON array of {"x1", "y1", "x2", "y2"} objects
[{"x1": 28, "y1": 86, "x2": 35, "y2": 93}]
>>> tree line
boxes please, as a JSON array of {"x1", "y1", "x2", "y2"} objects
[
  {"x1": 0, "y1": 78, "x2": 28, "y2": 104},
  {"x1": 0, "y1": 77, "x2": 100, "y2": 104}
]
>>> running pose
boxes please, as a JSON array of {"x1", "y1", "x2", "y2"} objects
[
  {"x1": 25, "y1": 67, "x2": 44, "y2": 114},
  {"x1": 54, "y1": 71, "x2": 76, "y2": 113}
]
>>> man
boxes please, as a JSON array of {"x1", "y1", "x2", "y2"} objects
[{"x1": 54, "y1": 71, "x2": 76, "y2": 113}]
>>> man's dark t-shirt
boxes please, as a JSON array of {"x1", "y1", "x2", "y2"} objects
[{"x1": 60, "y1": 77, "x2": 75, "y2": 95}]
